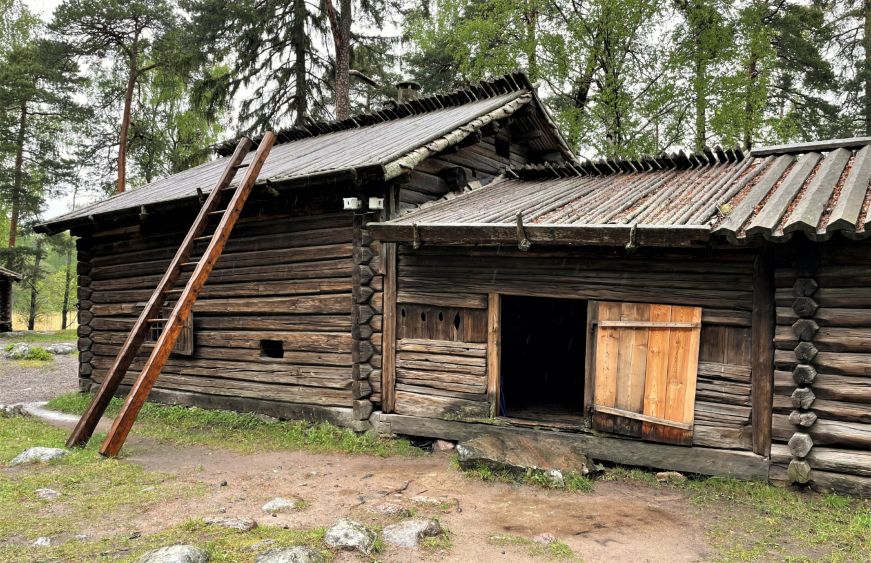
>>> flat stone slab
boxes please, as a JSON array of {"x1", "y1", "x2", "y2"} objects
[
  {"x1": 255, "y1": 547, "x2": 325, "y2": 563},
  {"x1": 457, "y1": 433, "x2": 592, "y2": 475},
  {"x1": 137, "y1": 545, "x2": 209, "y2": 563},
  {"x1": 203, "y1": 517, "x2": 257, "y2": 531},
  {"x1": 324, "y1": 518, "x2": 376, "y2": 554},
  {"x1": 10, "y1": 447, "x2": 68, "y2": 466},
  {"x1": 45, "y1": 343, "x2": 75, "y2": 355},
  {"x1": 261, "y1": 497, "x2": 300, "y2": 514},
  {"x1": 383, "y1": 518, "x2": 442, "y2": 548},
  {"x1": 36, "y1": 488, "x2": 61, "y2": 500}
]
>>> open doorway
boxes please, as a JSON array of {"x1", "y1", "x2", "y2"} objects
[{"x1": 499, "y1": 295, "x2": 587, "y2": 425}]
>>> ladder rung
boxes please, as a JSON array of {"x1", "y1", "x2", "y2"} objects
[
  {"x1": 180, "y1": 262, "x2": 198, "y2": 268},
  {"x1": 208, "y1": 209, "x2": 228, "y2": 216},
  {"x1": 234, "y1": 163, "x2": 249, "y2": 169},
  {"x1": 194, "y1": 235, "x2": 212, "y2": 242}
]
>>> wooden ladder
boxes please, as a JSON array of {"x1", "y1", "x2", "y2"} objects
[{"x1": 68, "y1": 132, "x2": 277, "y2": 456}]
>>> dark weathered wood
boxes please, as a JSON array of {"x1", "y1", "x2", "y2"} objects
[
  {"x1": 791, "y1": 319, "x2": 819, "y2": 341},
  {"x1": 100, "y1": 132, "x2": 276, "y2": 456},
  {"x1": 381, "y1": 242, "x2": 397, "y2": 413},
  {"x1": 376, "y1": 413, "x2": 770, "y2": 480},
  {"x1": 750, "y1": 136, "x2": 871, "y2": 157},
  {"x1": 751, "y1": 250, "x2": 775, "y2": 456},
  {"x1": 67, "y1": 138, "x2": 254, "y2": 449}
]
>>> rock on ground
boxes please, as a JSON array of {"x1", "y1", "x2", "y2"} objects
[
  {"x1": 137, "y1": 545, "x2": 210, "y2": 563},
  {"x1": 36, "y1": 488, "x2": 61, "y2": 500},
  {"x1": 261, "y1": 497, "x2": 300, "y2": 514},
  {"x1": 9, "y1": 447, "x2": 68, "y2": 466},
  {"x1": 324, "y1": 518, "x2": 376, "y2": 554},
  {"x1": 367, "y1": 502, "x2": 411, "y2": 517},
  {"x1": 431, "y1": 439, "x2": 455, "y2": 452},
  {"x1": 203, "y1": 517, "x2": 257, "y2": 531},
  {"x1": 0, "y1": 404, "x2": 29, "y2": 418},
  {"x1": 32, "y1": 537, "x2": 51, "y2": 547},
  {"x1": 4, "y1": 343, "x2": 31, "y2": 359},
  {"x1": 382, "y1": 519, "x2": 443, "y2": 549},
  {"x1": 656, "y1": 471, "x2": 686, "y2": 483},
  {"x1": 456, "y1": 434, "x2": 593, "y2": 475},
  {"x1": 255, "y1": 546, "x2": 325, "y2": 563},
  {"x1": 45, "y1": 343, "x2": 75, "y2": 355}
]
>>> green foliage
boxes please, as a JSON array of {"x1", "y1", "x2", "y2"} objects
[
  {"x1": 47, "y1": 392, "x2": 424, "y2": 457},
  {"x1": 22, "y1": 345, "x2": 52, "y2": 361},
  {"x1": 456, "y1": 457, "x2": 593, "y2": 493},
  {"x1": 488, "y1": 533, "x2": 578, "y2": 560}
]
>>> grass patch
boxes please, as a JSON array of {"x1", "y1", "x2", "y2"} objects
[
  {"x1": 23, "y1": 346, "x2": 53, "y2": 362},
  {"x1": 456, "y1": 457, "x2": 593, "y2": 493},
  {"x1": 607, "y1": 466, "x2": 871, "y2": 562},
  {"x1": 488, "y1": 534, "x2": 578, "y2": 560},
  {"x1": 47, "y1": 392, "x2": 423, "y2": 458},
  {"x1": 420, "y1": 525, "x2": 452, "y2": 552},
  {"x1": 0, "y1": 328, "x2": 77, "y2": 343},
  {"x1": 0, "y1": 416, "x2": 204, "y2": 562}
]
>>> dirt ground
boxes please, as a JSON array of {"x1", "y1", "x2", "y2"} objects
[
  {"x1": 28, "y1": 409, "x2": 710, "y2": 563},
  {"x1": 0, "y1": 342, "x2": 78, "y2": 404}
]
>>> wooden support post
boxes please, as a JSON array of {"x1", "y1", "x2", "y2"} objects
[
  {"x1": 751, "y1": 249, "x2": 775, "y2": 456},
  {"x1": 381, "y1": 242, "x2": 397, "y2": 413},
  {"x1": 98, "y1": 132, "x2": 276, "y2": 457},
  {"x1": 486, "y1": 292, "x2": 501, "y2": 418}
]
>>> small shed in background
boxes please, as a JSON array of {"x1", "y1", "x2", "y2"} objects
[{"x1": 0, "y1": 266, "x2": 22, "y2": 332}]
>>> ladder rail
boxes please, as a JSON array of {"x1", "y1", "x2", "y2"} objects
[
  {"x1": 99, "y1": 131, "x2": 277, "y2": 456},
  {"x1": 66, "y1": 138, "x2": 254, "y2": 448}
]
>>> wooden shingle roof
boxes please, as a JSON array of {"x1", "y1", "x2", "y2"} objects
[
  {"x1": 38, "y1": 73, "x2": 572, "y2": 234},
  {"x1": 372, "y1": 137, "x2": 871, "y2": 248}
]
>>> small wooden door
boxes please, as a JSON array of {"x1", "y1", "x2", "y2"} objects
[{"x1": 590, "y1": 301, "x2": 702, "y2": 445}]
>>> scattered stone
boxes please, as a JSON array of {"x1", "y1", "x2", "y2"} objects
[
  {"x1": 45, "y1": 343, "x2": 75, "y2": 355},
  {"x1": 543, "y1": 469, "x2": 565, "y2": 488},
  {"x1": 261, "y1": 497, "x2": 300, "y2": 514},
  {"x1": 382, "y1": 518, "x2": 443, "y2": 549},
  {"x1": 32, "y1": 537, "x2": 51, "y2": 547},
  {"x1": 130, "y1": 531, "x2": 142, "y2": 539},
  {"x1": 368, "y1": 502, "x2": 411, "y2": 517},
  {"x1": 75, "y1": 534, "x2": 89, "y2": 541},
  {"x1": 0, "y1": 404, "x2": 29, "y2": 418},
  {"x1": 655, "y1": 471, "x2": 686, "y2": 483},
  {"x1": 218, "y1": 480, "x2": 228, "y2": 487},
  {"x1": 4, "y1": 343, "x2": 31, "y2": 359},
  {"x1": 137, "y1": 545, "x2": 209, "y2": 563},
  {"x1": 248, "y1": 539, "x2": 276, "y2": 553},
  {"x1": 203, "y1": 517, "x2": 257, "y2": 532},
  {"x1": 456, "y1": 434, "x2": 593, "y2": 476},
  {"x1": 432, "y1": 439, "x2": 455, "y2": 452},
  {"x1": 324, "y1": 518, "x2": 376, "y2": 554},
  {"x1": 411, "y1": 495, "x2": 441, "y2": 506},
  {"x1": 533, "y1": 533, "x2": 556, "y2": 545},
  {"x1": 36, "y1": 488, "x2": 61, "y2": 500},
  {"x1": 9, "y1": 447, "x2": 68, "y2": 466},
  {"x1": 255, "y1": 547, "x2": 325, "y2": 563}
]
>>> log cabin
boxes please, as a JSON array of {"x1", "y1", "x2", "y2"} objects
[
  {"x1": 0, "y1": 266, "x2": 21, "y2": 332},
  {"x1": 369, "y1": 138, "x2": 871, "y2": 496},
  {"x1": 34, "y1": 73, "x2": 574, "y2": 431},
  {"x1": 35, "y1": 71, "x2": 871, "y2": 494}
]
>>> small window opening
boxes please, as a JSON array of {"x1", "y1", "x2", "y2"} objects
[
  {"x1": 421, "y1": 312, "x2": 427, "y2": 322},
  {"x1": 453, "y1": 312, "x2": 462, "y2": 330},
  {"x1": 500, "y1": 296, "x2": 587, "y2": 424},
  {"x1": 260, "y1": 339, "x2": 284, "y2": 359},
  {"x1": 438, "y1": 312, "x2": 444, "y2": 321},
  {"x1": 400, "y1": 307, "x2": 406, "y2": 318}
]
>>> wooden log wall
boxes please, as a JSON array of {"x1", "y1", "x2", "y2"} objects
[
  {"x1": 352, "y1": 214, "x2": 380, "y2": 419},
  {"x1": 390, "y1": 245, "x2": 758, "y2": 451},
  {"x1": 75, "y1": 196, "x2": 360, "y2": 416},
  {"x1": 398, "y1": 137, "x2": 528, "y2": 213},
  {"x1": 0, "y1": 278, "x2": 13, "y2": 332},
  {"x1": 771, "y1": 239, "x2": 871, "y2": 496}
]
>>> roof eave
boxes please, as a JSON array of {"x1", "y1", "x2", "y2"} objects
[{"x1": 369, "y1": 222, "x2": 711, "y2": 248}]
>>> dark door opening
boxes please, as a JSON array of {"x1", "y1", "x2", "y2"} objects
[{"x1": 499, "y1": 295, "x2": 587, "y2": 424}]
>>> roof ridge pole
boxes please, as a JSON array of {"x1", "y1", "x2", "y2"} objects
[{"x1": 516, "y1": 212, "x2": 532, "y2": 251}]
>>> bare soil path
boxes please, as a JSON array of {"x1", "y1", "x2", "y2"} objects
[
  {"x1": 0, "y1": 350, "x2": 78, "y2": 404},
  {"x1": 35, "y1": 410, "x2": 710, "y2": 562}
]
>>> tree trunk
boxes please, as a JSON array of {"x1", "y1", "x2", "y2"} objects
[
  {"x1": 8, "y1": 102, "x2": 27, "y2": 256},
  {"x1": 293, "y1": 0, "x2": 308, "y2": 126},
  {"x1": 524, "y1": 0, "x2": 539, "y2": 82},
  {"x1": 744, "y1": 51, "x2": 758, "y2": 151},
  {"x1": 326, "y1": 0, "x2": 351, "y2": 120},
  {"x1": 864, "y1": 0, "x2": 871, "y2": 134},
  {"x1": 61, "y1": 243, "x2": 72, "y2": 330},
  {"x1": 693, "y1": 55, "x2": 707, "y2": 152},
  {"x1": 27, "y1": 238, "x2": 43, "y2": 331},
  {"x1": 117, "y1": 35, "x2": 139, "y2": 194}
]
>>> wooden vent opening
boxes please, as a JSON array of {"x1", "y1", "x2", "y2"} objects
[{"x1": 590, "y1": 301, "x2": 702, "y2": 446}]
